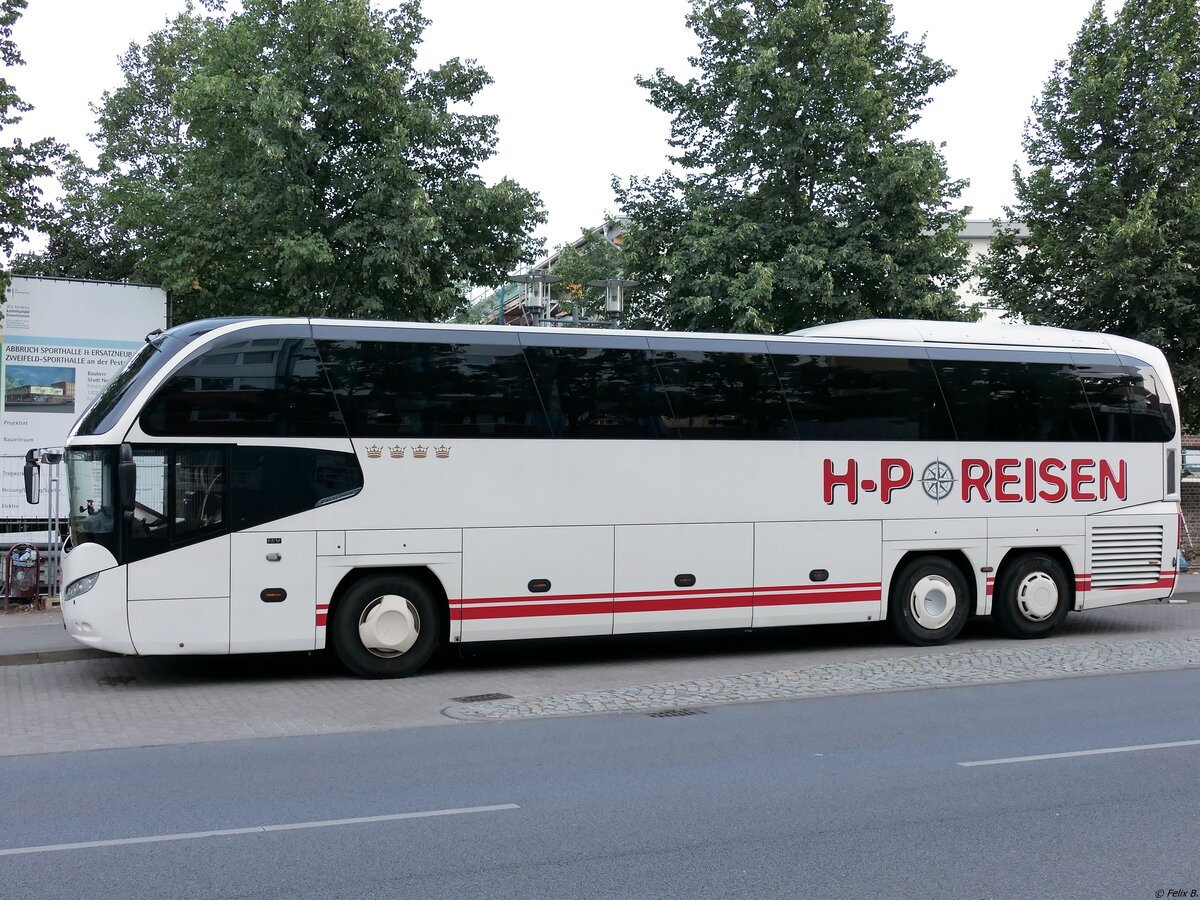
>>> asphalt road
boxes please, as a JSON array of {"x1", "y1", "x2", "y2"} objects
[{"x1": 3, "y1": 666, "x2": 1199, "y2": 899}]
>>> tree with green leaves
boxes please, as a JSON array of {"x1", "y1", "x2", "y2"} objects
[
  {"x1": 0, "y1": 0, "x2": 61, "y2": 295},
  {"x1": 9, "y1": 152, "x2": 157, "y2": 282},
  {"x1": 613, "y1": 0, "x2": 971, "y2": 334},
  {"x1": 978, "y1": 0, "x2": 1200, "y2": 429},
  {"x1": 36, "y1": 0, "x2": 543, "y2": 321}
]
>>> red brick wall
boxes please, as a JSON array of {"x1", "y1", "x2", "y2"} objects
[
  {"x1": 1183, "y1": 434, "x2": 1200, "y2": 557},
  {"x1": 1183, "y1": 481, "x2": 1200, "y2": 556}
]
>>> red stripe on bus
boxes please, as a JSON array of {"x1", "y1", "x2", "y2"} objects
[
  {"x1": 752, "y1": 588, "x2": 880, "y2": 607},
  {"x1": 315, "y1": 613, "x2": 327, "y2": 627},
  {"x1": 459, "y1": 581, "x2": 881, "y2": 607},
  {"x1": 461, "y1": 589, "x2": 614, "y2": 606},
  {"x1": 457, "y1": 587, "x2": 878, "y2": 620},
  {"x1": 1091, "y1": 576, "x2": 1175, "y2": 592},
  {"x1": 614, "y1": 594, "x2": 755, "y2": 613},
  {"x1": 751, "y1": 582, "x2": 881, "y2": 594},
  {"x1": 459, "y1": 601, "x2": 615, "y2": 620}
]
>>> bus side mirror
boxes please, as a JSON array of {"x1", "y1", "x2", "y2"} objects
[
  {"x1": 23, "y1": 450, "x2": 40, "y2": 505},
  {"x1": 118, "y1": 443, "x2": 136, "y2": 509}
]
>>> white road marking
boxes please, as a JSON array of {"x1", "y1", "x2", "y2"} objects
[
  {"x1": 959, "y1": 739, "x2": 1200, "y2": 767},
  {"x1": 0, "y1": 803, "x2": 520, "y2": 857}
]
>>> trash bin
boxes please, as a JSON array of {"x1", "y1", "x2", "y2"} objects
[{"x1": 5, "y1": 544, "x2": 40, "y2": 604}]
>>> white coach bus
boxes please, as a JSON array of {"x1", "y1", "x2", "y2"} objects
[{"x1": 58, "y1": 317, "x2": 1183, "y2": 677}]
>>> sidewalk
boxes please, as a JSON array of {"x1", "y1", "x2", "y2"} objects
[
  {"x1": 0, "y1": 603, "x2": 102, "y2": 665},
  {"x1": 3, "y1": 574, "x2": 1199, "y2": 667}
]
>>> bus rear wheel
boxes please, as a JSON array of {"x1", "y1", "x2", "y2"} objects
[
  {"x1": 889, "y1": 557, "x2": 970, "y2": 646},
  {"x1": 993, "y1": 554, "x2": 1070, "y2": 639},
  {"x1": 331, "y1": 574, "x2": 441, "y2": 678}
]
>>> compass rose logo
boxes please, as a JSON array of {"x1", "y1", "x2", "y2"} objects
[{"x1": 920, "y1": 460, "x2": 955, "y2": 501}]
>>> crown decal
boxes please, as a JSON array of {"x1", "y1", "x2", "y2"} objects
[
  {"x1": 434, "y1": 445, "x2": 450, "y2": 459},
  {"x1": 365, "y1": 445, "x2": 383, "y2": 459},
  {"x1": 411, "y1": 445, "x2": 428, "y2": 459},
  {"x1": 389, "y1": 445, "x2": 405, "y2": 458}
]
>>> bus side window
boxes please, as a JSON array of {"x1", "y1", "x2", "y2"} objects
[
  {"x1": 935, "y1": 359, "x2": 1098, "y2": 442},
  {"x1": 176, "y1": 448, "x2": 225, "y2": 536},
  {"x1": 317, "y1": 339, "x2": 547, "y2": 438},
  {"x1": 1076, "y1": 363, "x2": 1175, "y2": 442},
  {"x1": 524, "y1": 345, "x2": 674, "y2": 439},
  {"x1": 128, "y1": 448, "x2": 170, "y2": 560}
]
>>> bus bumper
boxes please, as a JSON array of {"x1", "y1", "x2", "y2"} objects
[{"x1": 61, "y1": 545, "x2": 135, "y2": 655}]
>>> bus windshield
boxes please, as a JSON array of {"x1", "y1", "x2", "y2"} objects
[
  {"x1": 66, "y1": 446, "x2": 118, "y2": 554},
  {"x1": 75, "y1": 343, "x2": 162, "y2": 436}
]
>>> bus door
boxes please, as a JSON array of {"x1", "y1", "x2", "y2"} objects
[
  {"x1": 125, "y1": 447, "x2": 232, "y2": 654},
  {"x1": 229, "y1": 531, "x2": 318, "y2": 652}
]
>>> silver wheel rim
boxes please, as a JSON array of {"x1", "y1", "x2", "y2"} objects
[
  {"x1": 358, "y1": 594, "x2": 420, "y2": 658},
  {"x1": 1015, "y1": 572, "x2": 1059, "y2": 622},
  {"x1": 909, "y1": 574, "x2": 956, "y2": 631}
]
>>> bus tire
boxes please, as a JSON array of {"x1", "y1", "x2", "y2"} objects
[
  {"x1": 888, "y1": 557, "x2": 970, "y2": 646},
  {"x1": 331, "y1": 573, "x2": 441, "y2": 678},
  {"x1": 993, "y1": 553, "x2": 1070, "y2": 639}
]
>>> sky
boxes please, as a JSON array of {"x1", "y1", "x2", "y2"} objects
[{"x1": 6, "y1": 0, "x2": 1117, "y2": 257}]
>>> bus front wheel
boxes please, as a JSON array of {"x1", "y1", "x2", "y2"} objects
[
  {"x1": 889, "y1": 557, "x2": 970, "y2": 646},
  {"x1": 993, "y1": 554, "x2": 1070, "y2": 639},
  {"x1": 332, "y1": 574, "x2": 441, "y2": 678}
]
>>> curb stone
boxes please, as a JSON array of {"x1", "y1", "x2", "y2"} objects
[
  {"x1": 442, "y1": 635, "x2": 1200, "y2": 721},
  {"x1": 0, "y1": 648, "x2": 110, "y2": 666}
]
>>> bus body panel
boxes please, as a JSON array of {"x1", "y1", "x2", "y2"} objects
[
  {"x1": 460, "y1": 525, "x2": 614, "y2": 641},
  {"x1": 61, "y1": 543, "x2": 134, "y2": 654},
  {"x1": 127, "y1": 594, "x2": 229, "y2": 655},
  {"x1": 343, "y1": 528, "x2": 462, "y2": 556},
  {"x1": 613, "y1": 522, "x2": 754, "y2": 634},
  {"x1": 230, "y1": 530, "x2": 318, "y2": 653},
  {"x1": 1083, "y1": 505, "x2": 1180, "y2": 608},
  {"x1": 752, "y1": 520, "x2": 883, "y2": 627},
  {"x1": 126, "y1": 537, "x2": 230, "y2": 654}
]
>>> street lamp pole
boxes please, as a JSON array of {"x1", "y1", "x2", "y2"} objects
[
  {"x1": 508, "y1": 272, "x2": 564, "y2": 327},
  {"x1": 588, "y1": 278, "x2": 639, "y2": 325}
]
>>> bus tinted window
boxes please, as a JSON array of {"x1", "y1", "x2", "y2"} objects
[
  {"x1": 77, "y1": 343, "x2": 161, "y2": 436},
  {"x1": 317, "y1": 340, "x2": 548, "y2": 438},
  {"x1": 771, "y1": 354, "x2": 953, "y2": 440},
  {"x1": 934, "y1": 360, "x2": 1096, "y2": 442},
  {"x1": 524, "y1": 345, "x2": 674, "y2": 438},
  {"x1": 230, "y1": 447, "x2": 363, "y2": 531},
  {"x1": 1076, "y1": 363, "x2": 1176, "y2": 442},
  {"x1": 652, "y1": 349, "x2": 793, "y2": 439},
  {"x1": 141, "y1": 338, "x2": 344, "y2": 438}
]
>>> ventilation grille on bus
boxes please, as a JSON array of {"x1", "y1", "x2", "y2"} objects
[{"x1": 1089, "y1": 524, "x2": 1164, "y2": 588}]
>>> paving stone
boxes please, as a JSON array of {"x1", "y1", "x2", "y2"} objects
[{"x1": 2, "y1": 599, "x2": 1199, "y2": 757}]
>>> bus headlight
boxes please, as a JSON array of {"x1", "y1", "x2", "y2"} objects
[{"x1": 65, "y1": 573, "x2": 100, "y2": 602}]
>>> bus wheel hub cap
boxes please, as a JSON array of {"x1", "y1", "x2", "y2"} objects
[
  {"x1": 359, "y1": 595, "x2": 418, "y2": 655},
  {"x1": 910, "y1": 575, "x2": 955, "y2": 630},
  {"x1": 1017, "y1": 574, "x2": 1058, "y2": 621}
]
